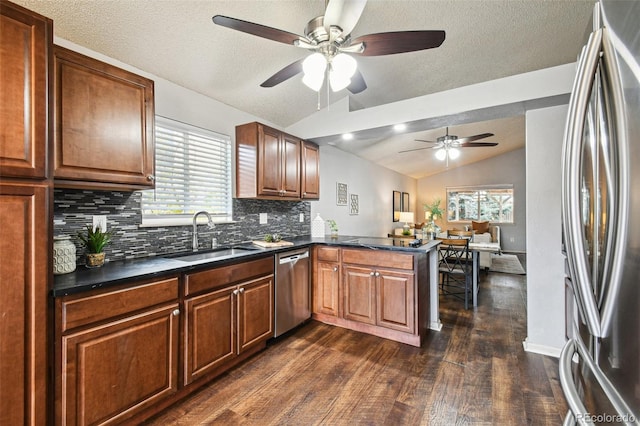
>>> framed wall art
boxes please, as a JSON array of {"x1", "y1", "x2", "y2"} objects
[
  {"x1": 402, "y1": 192, "x2": 410, "y2": 212},
  {"x1": 393, "y1": 190, "x2": 401, "y2": 222},
  {"x1": 350, "y1": 194, "x2": 359, "y2": 215},
  {"x1": 336, "y1": 182, "x2": 348, "y2": 206}
]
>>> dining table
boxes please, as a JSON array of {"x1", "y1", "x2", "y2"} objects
[{"x1": 468, "y1": 241, "x2": 502, "y2": 307}]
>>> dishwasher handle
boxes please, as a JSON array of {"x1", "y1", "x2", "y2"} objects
[{"x1": 278, "y1": 251, "x2": 309, "y2": 265}]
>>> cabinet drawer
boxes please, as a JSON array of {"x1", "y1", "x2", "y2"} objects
[
  {"x1": 316, "y1": 246, "x2": 340, "y2": 262},
  {"x1": 60, "y1": 277, "x2": 179, "y2": 332},
  {"x1": 342, "y1": 249, "x2": 413, "y2": 270},
  {"x1": 185, "y1": 256, "x2": 274, "y2": 296}
]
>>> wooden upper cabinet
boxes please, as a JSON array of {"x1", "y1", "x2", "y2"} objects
[
  {"x1": 0, "y1": 2, "x2": 52, "y2": 179},
  {"x1": 53, "y1": 45, "x2": 155, "y2": 190},
  {"x1": 236, "y1": 122, "x2": 319, "y2": 200},
  {"x1": 301, "y1": 141, "x2": 320, "y2": 199}
]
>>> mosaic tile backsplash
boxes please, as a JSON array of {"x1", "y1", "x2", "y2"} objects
[{"x1": 54, "y1": 189, "x2": 311, "y2": 265}]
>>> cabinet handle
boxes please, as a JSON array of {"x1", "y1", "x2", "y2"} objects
[
  {"x1": 147, "y1": 175, "x2": 155, "y2": 181},
  {"x1": 172, "y1": 309, "x2": 180, "y2": 316}
]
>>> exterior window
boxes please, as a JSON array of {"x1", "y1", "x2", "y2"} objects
[
  {"x1": 141, "y1": 116, "x2": 232, "y2": 225},
  {"x1": 446, "y1": 185, "x2": 514, "y2": 223}
]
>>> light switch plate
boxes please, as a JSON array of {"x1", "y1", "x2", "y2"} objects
[
  {"x1": 259, "y1": 213, "x2": 267, "y2": 224},
  {"x1": 299, "y1": 213, "x2": 304, "y2": 222},
  {"x1": 92, "y1": 215, "x2": 107, "y2": 232}
]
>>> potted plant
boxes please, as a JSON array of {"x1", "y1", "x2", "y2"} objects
[
  {"x1": 77, "y1": 224, "x2": 112, "y2": 268},
  {"x1": 327, "y1": 219, "x2": 339, "y2": 238},
  {"x1": 423, "y1": 199, "x2": 444, "y2": 238}
]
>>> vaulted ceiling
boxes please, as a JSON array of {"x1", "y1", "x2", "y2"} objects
[{"x1": 13, "y1": 0, "x2": 595, "y2": 177}]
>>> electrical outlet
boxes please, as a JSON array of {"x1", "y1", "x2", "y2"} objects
[
  {"x1": 92, "y1": 215, "x2": 107, "y2": 232},
  {"x1": 299, "y1": 213, "x2": 304, "y2": 222},
  {"x1": 509, "y1": 236, "x2": 515, "y2": 243},
  {"x1": 259, "y1": 213, "x2": 267, "y2": 225}
]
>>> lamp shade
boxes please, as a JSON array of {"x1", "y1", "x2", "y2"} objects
[{"x1": 399, "y1": 212, "x2": 414, "y2": 224}]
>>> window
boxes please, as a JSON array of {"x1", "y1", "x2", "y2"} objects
[
  {"x1": 142, "y1": 116, "x2": 232, "y2": 225},
  {"x1": 446, "y1": 185, "x2": 514, "y2": 223}
]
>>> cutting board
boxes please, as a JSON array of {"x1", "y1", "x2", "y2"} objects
[{"x1": 252, "y1": 240, "x2": 294, "y2": 248}]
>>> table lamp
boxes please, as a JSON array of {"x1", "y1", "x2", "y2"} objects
[{"x1": 398, "y1": 212, "x2": 414, "y2": 235}]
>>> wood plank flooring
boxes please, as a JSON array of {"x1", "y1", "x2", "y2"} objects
[{"x1": 145, "y1": 264, "x2": 568, "y2": 425}]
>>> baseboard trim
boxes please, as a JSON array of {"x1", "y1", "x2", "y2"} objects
[{"x1": 522, "y1": 338, "x2": 562, "y2": 358}]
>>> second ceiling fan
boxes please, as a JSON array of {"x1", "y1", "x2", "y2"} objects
[
  {"x1": 399, "y1": 127, "x2": 499, "y2": 167},
  {"x1": 212, "y1": 0, "x2": 445, "y2": 94}
]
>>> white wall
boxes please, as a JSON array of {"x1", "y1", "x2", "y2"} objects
[
  {"x1": 416, "y1": 148, "x2": 527, "y2": 252},
  {"x1": 310, "y1": 145, "x2": 416, "y2": 237},
  {"x1": 524, "y1": 104, "x2": 569, "y2": 356}
]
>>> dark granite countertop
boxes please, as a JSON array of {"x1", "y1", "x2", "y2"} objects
[{"x1": 52, "y1": 235, "x2": 440, "y2": 297}]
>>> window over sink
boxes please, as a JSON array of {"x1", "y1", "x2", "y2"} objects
[
  {"x1": 446, "y1": 185, "x2": 514, "y2": 224},
  {"x1": 141, "y1": 116, "x2": 232, "y2": 226}
]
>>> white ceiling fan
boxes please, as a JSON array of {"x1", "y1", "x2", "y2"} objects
[{"x1": 212, "y1": 0, "x2": 445, "y2": 94}]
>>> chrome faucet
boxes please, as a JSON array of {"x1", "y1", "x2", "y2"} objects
[{"x1": 192, "y1": 211, "x2": 214, "y2": 251}]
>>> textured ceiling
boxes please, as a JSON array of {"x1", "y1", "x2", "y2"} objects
[{"x1": 12, "y1": 0, "x2": 594, "y2": 177}]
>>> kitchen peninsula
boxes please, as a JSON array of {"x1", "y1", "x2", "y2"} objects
[{"x1": 52, "y1": 235, "x2": 441, "y2": 425}]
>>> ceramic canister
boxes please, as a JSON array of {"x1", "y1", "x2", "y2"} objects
[{"x1": 53, "y1": 235, "x2": 76, "y2": 275}]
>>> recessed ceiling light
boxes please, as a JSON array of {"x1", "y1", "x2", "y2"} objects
[
  {"x1": 393, "y1": 123, "x2": 406, "y2": 132},
  {"x1": 342, "y1": 133, "x2": 353, "y2": 140}
]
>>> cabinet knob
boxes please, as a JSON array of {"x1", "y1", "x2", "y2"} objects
[
  {"x1": 370, "y1": 271, "x2": 375, "y2": 276},
  {"x1": 303, "y1": 192, "x2": 307, "y2": 197},
  {"x1": 233, "y1": 289, "x2": 239, "y2": 295},
  {"x1": 375, "y1": 272, "x2": 380, "y2": 277},
  {"x1": 172, "y1": 309, "x2": 180, "y2": 316},
  {"x1": 239, "y1": 287, "x2": 245, "y2": 293},
  {"x1": 147, "y1": 175, "x2": 156, "y2": 181},
  {"x1": 333, "y1": 266, "x2": 338, "y2": 272}
]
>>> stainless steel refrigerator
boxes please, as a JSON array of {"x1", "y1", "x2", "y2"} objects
[{"x1": 560, "y1": 1, "x2": 640, "y2": 424}]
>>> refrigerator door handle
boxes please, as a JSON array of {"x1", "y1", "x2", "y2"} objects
[
  {"x1": 562, "y1": 27, "x2": 604, "y2": 337},
  {"x1": 560, "y1": 337, "x2": 638, "y2": 425},
  {"x1": 559, "y1": 339, "x2": 593, "y2": 426},
  {"x1": 598, "y1": 28, "x2": 630, "y2": 338}
]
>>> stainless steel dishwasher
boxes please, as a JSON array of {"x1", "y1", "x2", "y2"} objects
[{"x1": 274, "y1": 248, "x2": 310, "y2": 337}]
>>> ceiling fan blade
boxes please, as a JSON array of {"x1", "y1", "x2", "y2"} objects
[
  {"x1": 460, "y1": 142, "x2": 499, "y2": 147},
  {"x1": 398, "y1": 146, "x2": 436, "y2": 154},
  {"x1": 347, "y1": 69, "x2": 367, "y2": 94},
  {"x1": 457, "y1": 132, "x2": 495, "y2": 143},
  {"x1": 260, "y1": 58, "x2": 304, "y2": 88},
  {"x1": 351, "y1": 30, "x2": 445, "y2": 56},
  {"x1": 324, "y1": 0, "x2": 368, "y2": 37},
  {"x1": 414, "y1": 139, "x2": 438, "y2": 144},
  {"x1": 212, "y1": 15, "x2": 308, "y2": 46}
]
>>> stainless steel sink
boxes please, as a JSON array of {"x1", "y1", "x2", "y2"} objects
[{"x1": 167, "y1": 246, "x2": 259, "y2": 263}]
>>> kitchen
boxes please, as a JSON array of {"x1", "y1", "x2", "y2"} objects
[{"x1": 2, "y1": 0, "x2": 638, "y2": 424}]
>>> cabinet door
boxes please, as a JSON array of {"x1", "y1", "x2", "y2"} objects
[
  {"x1": 376, "y1": 269, "x2": 415, "y2": 333},
  {"x1": 257, "y1": 125, "x2": 282, "y2": 197},
  {"x1": 314, "y1": 261, "x2": 340, "y2": 317},
  {"x1": 0, "y1": 3, "x2": 51, "y2": 179},
  {"x1": 343, "y1": 266, "x2": 376, "y2": 325},
  {"x1": 301, "y1": 141, "x2": 320, "y2": 199},
  {"x1": 53, "y1": 45, "x2": 155, "y2": 189},
  {"x1": 0, "y1": 182, "x2": 49, "y2": 426},
  {"x1": 280, "y1": 133, "x2": 301, "y2": 198},
  {"x1": 184, "y1": 286, "x2": 235, "y2": 385},
  {"x1": 60, "y1": 304, "x2": 179, "y2": 425},
  {"x1": 238, "y1": 275, "x2": 274, "y2": 353}
]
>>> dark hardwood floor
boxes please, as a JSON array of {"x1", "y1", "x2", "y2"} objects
[{"x1": 145, "y1": 264, "x2": 568, "y2": 425}]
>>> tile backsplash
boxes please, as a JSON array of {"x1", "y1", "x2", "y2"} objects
[{"x1": 54, "y1": 189, "x2": 311, "y2": 264}]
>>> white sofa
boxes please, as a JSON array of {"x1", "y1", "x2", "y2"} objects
[{"x1": 468, "y1": 225, "x2": 501, "y2": 269}]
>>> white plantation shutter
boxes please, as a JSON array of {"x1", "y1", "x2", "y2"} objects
[{"x1": 142, "y1": 116, "x2": 232, "y2": 222}]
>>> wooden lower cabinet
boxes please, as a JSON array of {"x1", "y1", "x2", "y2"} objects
[
  {"x1": 56, "y1": 277, "x2": 180, "y2": 426},
  {"x1": 184, "y1": 274, "x2": 274, "y2": 385},
  {"x1": 313, "y1": 246, "x2": 426, "y2": 347}
]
